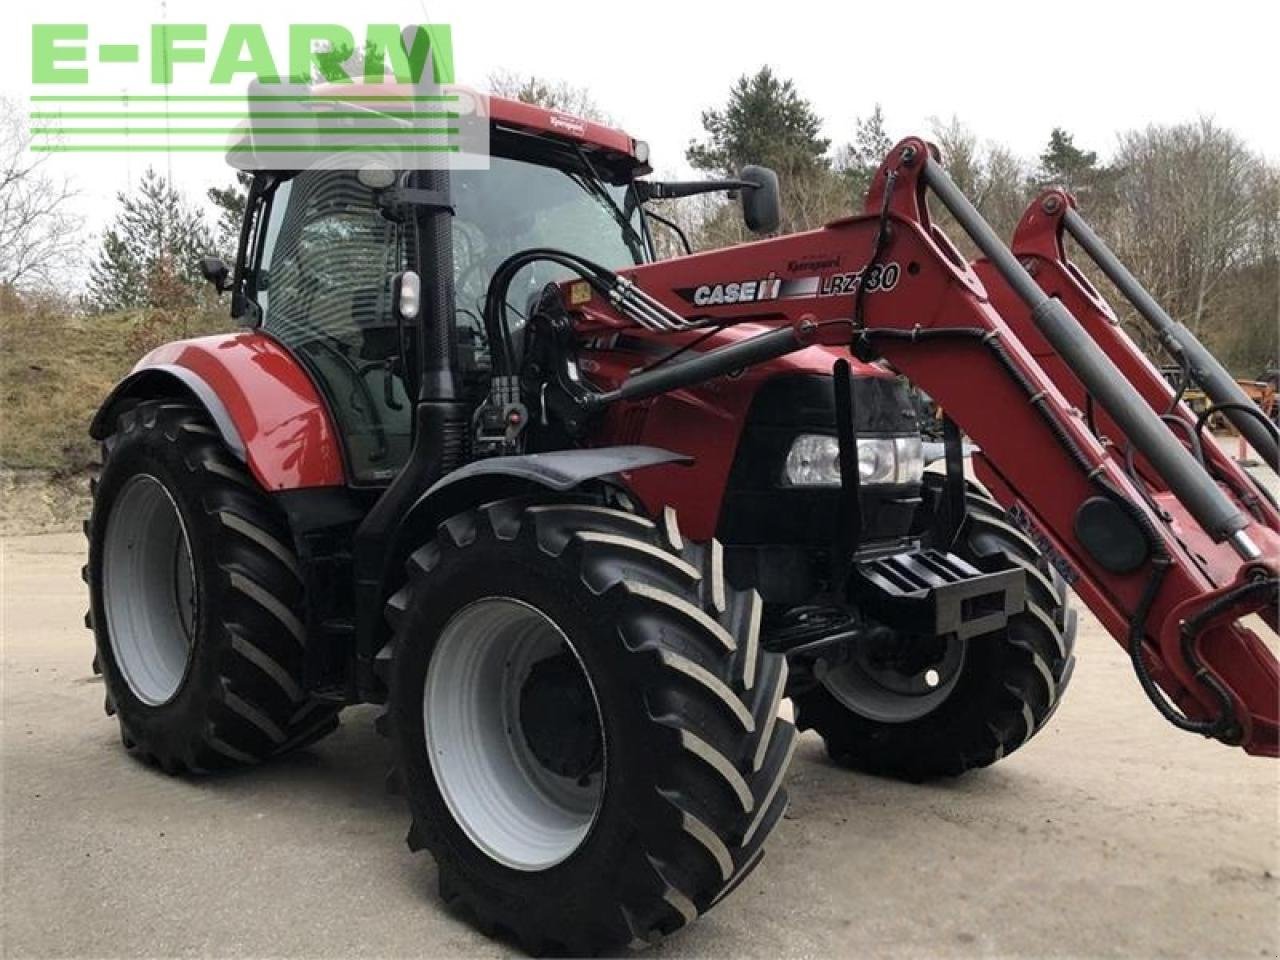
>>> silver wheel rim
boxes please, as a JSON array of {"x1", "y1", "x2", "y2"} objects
[
  {"x1": 424, "y1": 597, "x2": 606, "y2": 871},
  {"x1": 822, "y1": 634, "x2": 965, "y2": 723},
  {"x1": 102, "y1": 474, "x2": 198, "y2": 706}
]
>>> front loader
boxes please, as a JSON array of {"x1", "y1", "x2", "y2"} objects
[{"x1": 83, "y1": 88, "x2": 1278, "y2": 954}]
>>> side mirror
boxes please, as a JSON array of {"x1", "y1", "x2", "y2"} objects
[
  {"x1": 199, "y1": 256, "x2": 232, "y2": 293},
  {"x1": 393, "y1": 270, "x2": 421, "y2": 321},
  {"x1": 739, "y1": 165, "x2": 780, "y2": 234}
]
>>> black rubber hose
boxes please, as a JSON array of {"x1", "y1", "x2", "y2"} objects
[
  {"x1": 482, "y1": 249, "x2": 619, "y2": 377},
  {"x1": 1194, "y1": 401, "x2": 1280, "y2": 448},
  {"x1": 1191, "y1": 403, "x2": 1280, "y2": 513},
  {"x1": 1161, "y1": 414, "x2": 1206, "y2": 465},
  {"x1": 1171, "y1": 577, "x2": 1278, "y2": 740},
  {"x1": 852, "y1": 170, "x2": 897, "y2": 330}
]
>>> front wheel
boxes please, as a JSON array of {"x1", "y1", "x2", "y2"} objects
[
  {"x1": 794, "y1": 478, "x2": 1077, "y2": 781},
  {"x1": 384, "y1": 499, "x2": 796, "y2": 954}
]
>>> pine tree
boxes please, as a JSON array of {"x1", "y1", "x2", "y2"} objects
[
  {"x1": 207, "y1": 171, "x2": 253, "y2": 262},
  {"x1": 1036, "y1": 128, "x2": 1104, "y2": 195},
  {"x1": 685, "y1": 67, "x2": 840, "y2": 237},
  {"x1": 87, "y1": 168, "x2": 214, "y2": 313},
  {"x1": 838, "y1": 104, "x2": 894, "y2": 201},
  {"x1": 686, "y1": 66, "x2": 830, "y2": 177}
]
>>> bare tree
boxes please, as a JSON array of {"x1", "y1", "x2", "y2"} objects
[
  {"x1": 644, "y1": 182, "x2": 724, "y2": 259},
  {"x1": 0, "y1": 97, "x2": 82, "y2": 290},
  {"x1": 1106, "y1": 119, "x2": 1264, "y2": 349},
  {"x1": 487, "y1": 71, "x2": 611, "y2": 123},
  {"x1": 929, "y1": 116, "x2": 983, "y2": 197},
  {"x1": 927, "y1": 116, "x2": 1032, "y2": 251},
  {"x1": 1254, "y1": 165, "x2": 1280, "y2": 355},
  {"x1": 980, "y1": 143, "x2": 1030, "y2": 240},
  {"x1": 1188, "y1": 156, "x2": 1279, "y2": 374}
]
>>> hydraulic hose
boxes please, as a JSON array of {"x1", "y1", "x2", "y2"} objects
[{"x1": 482, "y1": 248, "x2": 619, "y2": 377}]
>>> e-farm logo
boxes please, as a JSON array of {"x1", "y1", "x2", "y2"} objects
[{"x1": 27, "y1": 23, "x2": 489, "y2": 169}]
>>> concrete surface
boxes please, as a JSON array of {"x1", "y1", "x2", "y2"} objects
[{"x1": 2, "y1": 531, "x2": 1278, "y2": 959}]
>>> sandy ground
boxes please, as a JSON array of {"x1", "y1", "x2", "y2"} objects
[
  {"x1": 1, "y1": 531, "x2": 1277, "y2": 959},
  {"x1": 0, "y1": 471, "x2": 91, "y2": 538}
]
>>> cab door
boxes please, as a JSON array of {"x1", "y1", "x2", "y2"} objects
[{"x1": 252, "y1": 170, "x2": 416, "y2": 485}]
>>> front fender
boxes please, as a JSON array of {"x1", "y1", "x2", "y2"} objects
[
  {"x1": 391, "y1": 445, "x2": 692, "y2": 562},
  {"x1": 91, "y1": 332, "x2": 345, "y2": 490},
  {"x1": 422, "y1": 446, "x2": 693, "y2": 500}
]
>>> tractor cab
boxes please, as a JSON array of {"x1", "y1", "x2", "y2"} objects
[{"x1": 229, "y1": 96, "x2": 654, "y2": 484}]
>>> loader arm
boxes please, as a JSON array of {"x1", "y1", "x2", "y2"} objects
[
  {"x1": 975, "y1": 188, "x2": 1280, "y2": 518},
  {"x1": 558, "y1": 137, "x2": 1278, "y2": 756}
]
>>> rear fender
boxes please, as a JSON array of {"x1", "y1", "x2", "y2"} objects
[
  {"x1": 91, "y1": 364, "x2": 246, "y2": 459},
  {"x1": 90, "y1": 332, "x2": 345, "y2": 490}
]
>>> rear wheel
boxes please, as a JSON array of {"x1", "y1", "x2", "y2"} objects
[
  {"x1": 86, "y1": 400, "x2": 339, "y2": 772},
  {"x1": 384, "y1": 499, "x2": 796, "y2": 954},
  {"x1": 793, "y1": 477, "x2": 1077, "y2": 781}
]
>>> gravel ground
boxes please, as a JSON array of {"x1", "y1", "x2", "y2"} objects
[{"x1": 2, "y1": 530, "x2": 1277, "y2": 959}]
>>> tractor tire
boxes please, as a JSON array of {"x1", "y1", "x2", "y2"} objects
[
  {"x1": 793, "y1": 476, "x2": 1077, "y2": 781},
  {"x1": 85, "y1": 400, "x2": 338, "y2": 772},
  {"x1": 383, "y1": 498, "x2": 796, "y2": 954}
]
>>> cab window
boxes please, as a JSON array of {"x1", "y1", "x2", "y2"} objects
[{"x1": 257, "y1": 172, "x2": 415, "y2": 484}]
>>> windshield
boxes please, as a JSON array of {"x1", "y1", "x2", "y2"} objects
[{"x1": 450, "y1": 155, "x2": 648, "y2": 332}]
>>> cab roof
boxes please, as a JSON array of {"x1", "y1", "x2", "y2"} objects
[{"x1": 301, "y1": 83, "x2": 650, "y2": 175}]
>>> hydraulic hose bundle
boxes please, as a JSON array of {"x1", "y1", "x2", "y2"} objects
[{"x1": 480, "y1": 248, "x2": 699, "y2": 378}]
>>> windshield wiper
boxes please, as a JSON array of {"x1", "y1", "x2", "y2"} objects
[{"x1": 568, "y1": 146, "x2": 647, "y2": 262}]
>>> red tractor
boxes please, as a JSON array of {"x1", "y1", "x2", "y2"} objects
[{"x1": 85, "y1": 89, "x2": 1279, "y2": 954}]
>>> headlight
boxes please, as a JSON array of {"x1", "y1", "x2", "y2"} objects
[
  {"x1": 856, "y1": 438, "x2": 896, "y2": 484},
  {"x1": 783, "y1": 434, "x2": 842, "y2": 486},
  {"x1": 895, "y1": 435, "x2": 924, "y2": 486},
  {"x1": 782, "y1": 434, "x2": 925, "y2": 487}
]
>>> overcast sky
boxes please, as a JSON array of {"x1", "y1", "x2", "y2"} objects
[{"x1": 5, "y1": 0, "x2": 1279, "y2": 273}]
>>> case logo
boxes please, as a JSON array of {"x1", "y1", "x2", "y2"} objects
[{"x1": 676, "y1": 261, "x2": 901, "y2": 307}]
